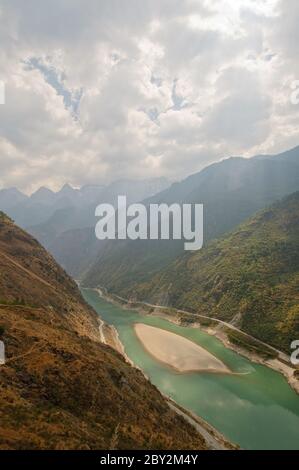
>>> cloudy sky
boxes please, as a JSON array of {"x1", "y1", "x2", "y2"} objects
[{"x1": 0, "y1": 0, "x2": 299, "y2": 193}]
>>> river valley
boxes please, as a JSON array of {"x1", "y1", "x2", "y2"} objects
[{"x1": 82, "y1": 288, "x2": 299, "y2": 450}]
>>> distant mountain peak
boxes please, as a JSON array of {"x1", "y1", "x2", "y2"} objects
[
  {"x1": 35, "y1": 186, "x2": 54, "y2": 193},
  {"x1": 31, "y1": 186, "x2": 55, "y2": 197},
  {"x1": 60, "y1": 183, "x2": 76, "y2": 192},
  {"x1": 30, "y1": 186, "x2": 57, "y2": 205}
]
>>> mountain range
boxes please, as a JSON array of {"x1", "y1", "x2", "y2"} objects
[
  {"x1": 1, "y1": 145, "x2": 299, "y2": 354},
  {"x1": 0, "y1": 177, "x2": 170, "y2": 276},
  {"x1": 0, "y1": 177, "x2": 170, "y2": 233},
  {"x1": 83, "y1": 146, "x2": 299, "y2": 296}
]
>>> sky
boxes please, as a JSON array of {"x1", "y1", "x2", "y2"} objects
[{"x1": 0, "y1": 0, "x2": 299, "y2": 193}]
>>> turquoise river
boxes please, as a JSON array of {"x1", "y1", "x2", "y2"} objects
[{"x1": 82, "y1": 288, "x2": 299, "y2": 450}]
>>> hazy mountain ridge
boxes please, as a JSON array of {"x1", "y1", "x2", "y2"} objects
[
  {"x1": 0, "y1": 177, "x2": 170, "y2": 228},
  {"x1": 0, "y1": 212, "x2": 205, "y2": 450},
  {"x1": 122, "y1": 192, "x2": 299, "y2": 352},
  {"x1": 83, "y1": 145, "x2": 299, "y2": 293},
  {"x1": 0, "y1": 177, "x2": 170, "y2": 275}
]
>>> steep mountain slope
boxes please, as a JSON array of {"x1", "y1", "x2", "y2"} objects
[
  {"x1": 83, "y1": 145, "x2": 299, "y2": 293},
  {"x1": 0, "y1": 188, "x2": 28, "y2": 211},
  {"x1": 0, "y1": 212, "x2": 205, "y2": 450},
  {"x1": 126, "y1": 193, "x2": 299, "y2": 352},
  {"x1": 25, "y1": 177, "x2": 170, "y2": 269},
  {"x1": 48, "y1": 227, "x2": 104, "y2": 278}
]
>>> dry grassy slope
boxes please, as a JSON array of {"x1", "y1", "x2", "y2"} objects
[
  {"x1": 0, "y1": 213, "x2": 205, "y2": 450},
  {"x1": 0, "y1": 213, "x2": 100, "y2": 341}
]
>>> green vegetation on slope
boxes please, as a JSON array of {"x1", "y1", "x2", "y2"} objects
[{"x1": 127, "y1": 193, "x2": 299, "y2": 352}]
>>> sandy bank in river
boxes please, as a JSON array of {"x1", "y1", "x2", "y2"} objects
[{"x1": 134, "y1": 323, "x2": 230, "y2": 374}]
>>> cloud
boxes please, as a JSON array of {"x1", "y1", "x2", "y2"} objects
[
  {"x1": 0, "y1": 0, "x2": 298, "y2": 192},
  {"x1": 200, "y1": 67, "x2": 272, "y2": 147}
]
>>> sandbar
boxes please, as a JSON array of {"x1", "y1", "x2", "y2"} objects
[{"x1": 134, "y1": 323, "x2": 230, "y2": 374}]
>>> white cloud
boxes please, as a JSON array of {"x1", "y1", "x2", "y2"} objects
[{"x1": 0, "y1": 0, "x2": 298, "y2": 193}]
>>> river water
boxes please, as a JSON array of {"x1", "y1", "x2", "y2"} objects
[{"x1": 82, "y1": 288, "x2": 299, "y2": 450}]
